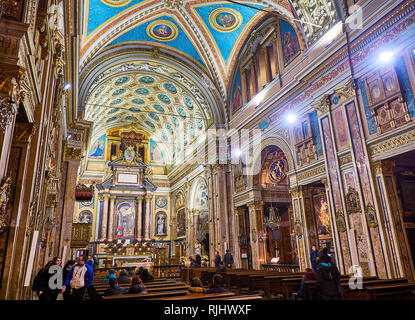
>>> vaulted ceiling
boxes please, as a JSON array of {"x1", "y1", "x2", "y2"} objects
[
  {"x1": 80, "y1": 1, "x2": 338, "y2": 91},
  {"x1": 78, "y1": 0, "x2": 338, "y2": 169}
]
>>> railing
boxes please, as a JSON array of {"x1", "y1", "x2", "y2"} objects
[
  {"x1": 153, "y1": 264, "x2": 182, "y2": 278},
  {"x1": 261, "y1": 264, "x2": 300, "y2": 273}
]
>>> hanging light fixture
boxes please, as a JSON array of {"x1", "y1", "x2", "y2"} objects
[{"x1": 265, "y1": 202, "x2": 282, "y2": 230}]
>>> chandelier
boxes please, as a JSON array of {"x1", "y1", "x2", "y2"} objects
[{"x1": 264, "y1": 204, "x2": 282, "y2": 230}]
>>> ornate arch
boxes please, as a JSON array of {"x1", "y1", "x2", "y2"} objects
[
  {"x1": 189, "y1": 176, "x2": 208, "y2": 211},
  {"x1": 247, "y1": 135, "x2": 295, "y2": 188}
]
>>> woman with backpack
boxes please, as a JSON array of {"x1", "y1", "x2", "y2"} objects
[{"x1": 315, "y1": 248, "x2": 343, "y2": 300}]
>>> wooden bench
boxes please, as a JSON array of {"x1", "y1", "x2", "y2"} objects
[
  {"x1": 303, "y1": 278, "x2": 410, "y2": 300},
  {"x1": 102, "y1": 290, "x2": 189, "y2": 300},
  {"x1": 208, "y1": 295, "x2": 263, "y2": 300},
  {"x1": 95, "y1": 282, "x2": 186, "y2": 295},
  {"x1": 366, "y1": 283, "x2": 415, "y2": 300},
  {"x1": 158, "y1": 292, "x2": 236, "y2": 300}
]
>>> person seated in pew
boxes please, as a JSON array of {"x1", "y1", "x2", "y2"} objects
[
  {"x1": 118, "y1": 270, "x2": 131, "y2": 284},
  {"x1": 188, "y1": 277, "x2": 206, "y2": 294},
  {"x1": 206, "y1": 274, "x2": 228, "y2": 294},
  {"x1": 135, "y1": 266, "x2": 144, "y2": 277},
  {"x1": 140, "y1": 268, "x2": 154, "y2": 283},
  {"x1": 189, "y1": 257, "x2": 198, "y2": 268},
  {"x1": 102, "y1": 269, "x2": 117, "y2": 283},
  {"x1": 293, "y1": 268, "x2": 317, "y2": 300},
  {"x1": 195, "y1": 254, "x2": 202, "y2": 267},
  {"x1": 315, "y1": 248, "x2": 343, "y2": 300},
  {"x1": 127, "y1": 268, "x2": 135, "y2": 276},
  {"x1": 104, "y1": 278, "x2": 126, "y2": 296},
  {"x1": 128, "y1": 277, "x2": 147, "y2": 294}
]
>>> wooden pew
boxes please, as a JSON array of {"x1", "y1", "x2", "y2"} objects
[
  {"x1": 158, "y1": 292, "x2": 236, "y2": 300},
  {"x1": 249, "y1": 273, "x2": 304, "y2": 296},
  {"x1": 303, "y1": 278, "x2": 410, "y2": 300},
  {"x1": 95, "y1": 282, "x2": 186, "y2": 295},
  {"x1": 103, "y1": 290, "x2": 189, "y2": 300},
  {"x1": 365, "y1": 283, "x2": 415, "y2": 300},
  {"x1": 208, "y1": 295, "x2": 263, "y2": 300}
]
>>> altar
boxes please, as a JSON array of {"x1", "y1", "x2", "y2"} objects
[{"x1": 109, "y1": 255, "x2": 153, "y2": 268}]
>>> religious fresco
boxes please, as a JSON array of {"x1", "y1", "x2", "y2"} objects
[
  {"x1": 108, "y1": 16, "x2": 205, "y2": 66},
  {"x1": 279, "y1": 19, "x2": 301, "y2": 66},
  {"x1": 155, "y1": 196, "x2": 168, "y2": 210},
  {"x1": 193, "y1": 180, "x2": 208, "y2": 209},
  {"x1": 231, "y1": 68, "x2": 242, "y2": 114},
  {"x1": 312, "y1": 192, "x2": 332, "y2": 239},
  {"x1": 155, "y1": 211, "x2": 167, "y2": 236},
  {"x1": 150, "y1": 139, "x2": 164, "y2": 163},
  {"x1": 176, "y1": 208, "x2": 186, "y2": 238},
  {"x1": 258, "y1": 146, "x2": 288, "y2": 186},
  {"x1": 78, "y1": 210, "x2": 93, "y2": 224},
  {"x1": 114, "y1": 199, "x2": 136, "y2": 239},
  {"x1": 209, "y1": 8, "x2": 242, "y2": 33},
  {"x1": 89, "y1": 134, "x2": 106, "y2": 159},
  {"x1": 147, "y1": 20, "x2": 179, "y2": 42},
  {"x1": 193, "y1": 2, "x2": 265, "y2": 65}
]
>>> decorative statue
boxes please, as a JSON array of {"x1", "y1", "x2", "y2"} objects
[{"x1": 157, "y1": 214, "x2": 166, "y2": 235}]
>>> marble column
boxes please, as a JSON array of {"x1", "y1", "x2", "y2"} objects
[
  {"x1": 247, "y1": 201, "x2": 266, "y2": 270},
  {"x1": 108, "y1": 196, "x2": 116, "y2": 240},
  {"x1": 136, "y1": 197, "x2": 143, "y2": 239},
  {"x1": 100, "y1": 195, "x2": 109, "y2": 240},
  {"x1": 144, "y1": 196, "x2": 152, "y2": 239},
  {"x1": 373, "y1": 160, "x2": 415, "y2": 281}
]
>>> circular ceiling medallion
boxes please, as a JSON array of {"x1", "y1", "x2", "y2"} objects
[
  {"x1": 129, "y1": 107, "x2": 141, "y2": 112},
  {"x1": 132, "y1": 98, "x2": 144, "y2": 104},
  {"x1": 149, "y1": 112, "x2": 160, "y2": 121},
  {"x1": 113, "y1": 88, "x2": 125, "y2": 96},
  {"x1": 184, "y1": 97, "x2": 193, "y2": 109},
  {"x1": 126, "y1": 116, "x2": 138, "y2": 121},
  {"x1": 107, "y1": 116, "x2": 118, "y2": 123},
  {"x1": 147, "y1": 20, "x2": 179, "y2": 42},
  {"x1": 136, "y1": 88, "x2": 149, "y2": 95},
  {"x1": 209, "y1": 8, "x2": 242, "y2": 33},
  {"x1": 140, "y1": 76, "x2": 154, "y2": 84},
  {"x1": 154, "y1": 104, "x2": 165, "y2": 112},
  {"x1": 101, "y1": 0, "x2": 132, "y2": 7},
  {"x1": 115, "y1": 76, "x2": 129, "y2": 85},
  {"x1": 107, "y1": 108, "x2": 120, "y2": 114},
  {"x1": 164, "y1": 83, "x2": 177, "y2": 93},
  {"x1": 166, "y1": 124, "x2": 174, "y2": 135},
  {"x1": 158, "y1": 94, "x2": 171, "y2": 104},
  {"x1": 269, "y1": 159, "x2": 287, "y2": 182},
  {"x1": 177, "y1": 107, "x2": 187, "y2": 118},
  {"x1": 110, "y1": 98, "x2": 122, "y2": 105},
  {"x1": 145, "y1": 120, "x2": 155, "y2": 128}
]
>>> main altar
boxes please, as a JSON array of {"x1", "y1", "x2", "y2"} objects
[{"x1": 100, "y1": 238, "x2": 156, "y2": 268}]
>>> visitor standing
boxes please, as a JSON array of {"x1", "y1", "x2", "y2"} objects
[
  {"x1": 62, "y1": 255, "x2": 94, "y2": 300},
  {"x1": 315, "y1": 248, "x2": 343, "y2": 300},
  {"x1": 223, "y1": 249, "x2": 234, "y2": 268}
]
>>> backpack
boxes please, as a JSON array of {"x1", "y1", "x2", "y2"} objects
[{"x1": 32, "y1": 269, "x2": 44, "y2": 292}]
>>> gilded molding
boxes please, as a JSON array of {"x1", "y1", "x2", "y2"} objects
[
  {"x1": 64, "y1": 146, "x2": 83, "y2": 161},
  {"x1": 297, "y1": 165, "x2": 326, "y2": 181},
  {"x1": 333, "y1": 79, "x2": 356, "y2": 102},
  {"x1": 372, "y1": 160, "x2": 395, "y2": 175},
  {"x1": 339, "y1": 154, "x2": 353, "y2": 166},
  {"x1": 311, "y1": 94, "x2": 331, "y2": 116},
  {"x1": 369, "y1": 131, "x2": 415, "y2": 156}
]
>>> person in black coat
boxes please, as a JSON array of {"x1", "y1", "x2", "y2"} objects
[
  {"x1": 32, "y1": 257, "x2": 62, "y2": 301},
  {"x1": 214, "y1": 251, "x2": 222, "y2": 268},
  {"x1": 104, "y1": 278, "x2": 126, "y2": 296},
  {"x1": 140, "y1": 268, "x2": 154, "y2": 283},
  {"x1": 117, "y1": 270, "x2": 131, "y2": 284},
  {"x1": 206, "y1": 274, "x2": 227, "y2": 294},
  {"x1": 128, "y1": 277, "x2": 147, "y2": 294},
  {"x1": 223, "y1": 250, "x2": 234, "y2": 268},
  {"x1": 315, "y1": 249, "x2": 342, "y2": 300},
  {"x1": 62, "y1": 260, "x2": 76, "y2": 300},
  {"x1": 195, "y1": 254, "x2": 202, "y2": 267}
]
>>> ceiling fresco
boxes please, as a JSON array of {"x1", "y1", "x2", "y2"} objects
[{"x1": 83, "y1": 60, "x2": 214, "y2": 165}]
